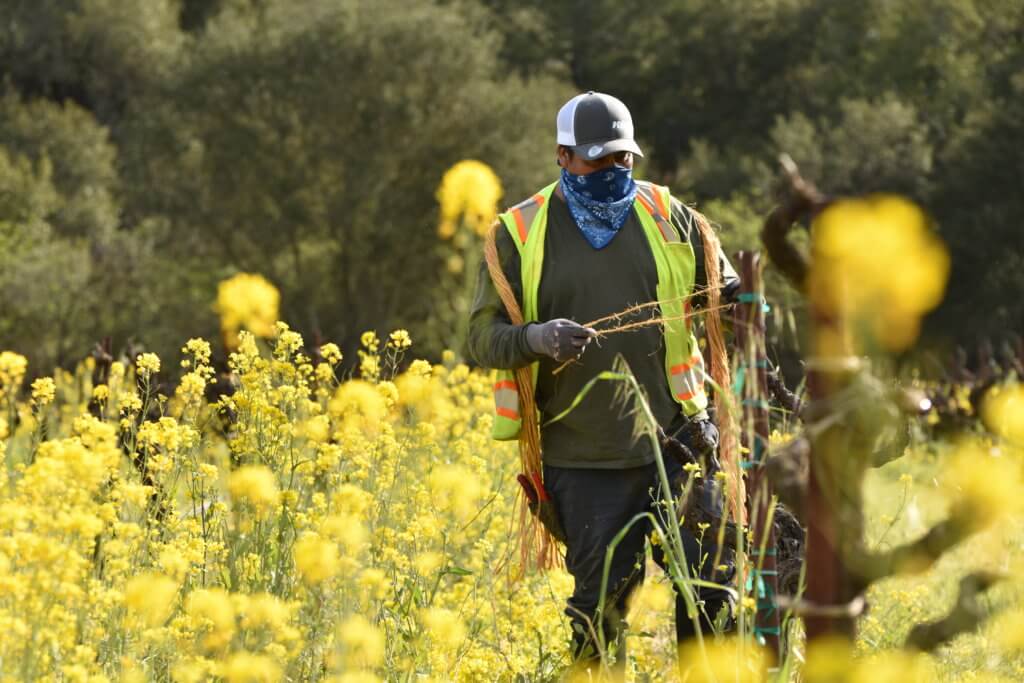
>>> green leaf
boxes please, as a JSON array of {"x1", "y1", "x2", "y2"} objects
[
  {"x1": 541, "y1": 370, "x2": 631, "y2": 427},
  {"x1": 444, "y1": 565, "x2": 473, "y2": 577}
]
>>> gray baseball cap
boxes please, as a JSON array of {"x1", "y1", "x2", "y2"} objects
[{"x1": 556, "y1": 91, "x2": 644, "y2": 161}]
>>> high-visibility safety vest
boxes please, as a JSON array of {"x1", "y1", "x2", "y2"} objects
[{"x1": 490, "y1": 179, "x2": 709, "y2": 441}]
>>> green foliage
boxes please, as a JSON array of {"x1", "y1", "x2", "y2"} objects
[
  {"x1": 929, "y1": 66, "x2": 1024, "y2": 339},
  {"x1": 0, "y1": 0, "x2": 573, "y2": 370},
  {"x1": 0, "y1": 92, "x2": 120, "y2": 238},
  {"x1": 0, "y1": 0, "x2": 1019, "y2": 371},
  {"x1": 0, "y1": 93, "x2": 165, "y2": 366},
  {"x1": 0, "y1": 0, "x2": 183, "y2": 120},
  {"x1": 119, "y1": 0, "x2": 568, "y2": 358},
  {"x1": 483, "y1": 0, "x2": 1022, "y2": 348},
  {"x1": 773, "y1": 97, "x2": 933, "y2": 198}
]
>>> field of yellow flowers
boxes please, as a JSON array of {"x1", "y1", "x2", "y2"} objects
[
  {"x1": 2, "y1": 321, "x2": 1024, "y2": 682},
  {"x1": 1, "y1": 157, "x2": 1023, "y2": 680},
  {"x1": 0, "y1": 328, "x2": 582, "y2": 682}
]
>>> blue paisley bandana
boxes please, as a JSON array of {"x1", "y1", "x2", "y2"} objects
[{"x1": 560, "y1": 166, "x2": 638, "y2": 249}]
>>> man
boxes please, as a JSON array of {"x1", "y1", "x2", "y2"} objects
[{"x1": 466, "y1": 91, "x2": 740, "y2": 664}]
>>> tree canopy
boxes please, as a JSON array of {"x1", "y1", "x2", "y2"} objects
[{"x1": 1, "y1": 0, "x2": 1020, "y2": 370}]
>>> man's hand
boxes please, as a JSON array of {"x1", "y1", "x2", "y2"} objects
[
  {"x1": 525, "y1": 319, "x2": 597, "y2": 362},
  {"x1": 679, "y1": 417, "x2": 720, "y2": 458},
  {"x1": 676, "y1": 414, "x2": 720, "y2": 460}
]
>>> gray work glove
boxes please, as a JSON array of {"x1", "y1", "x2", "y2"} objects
[{"x1": 525, "y1": 319, "x2": 597, "y2": 362}]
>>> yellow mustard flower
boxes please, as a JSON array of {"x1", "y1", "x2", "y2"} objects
[
  {"x1": 293, "y1": 533, "x2": 340, "y2": 584},
  {"x1": 124, "y1": 571, "x2": 179, "y2": 627},
  {"x1": 436, "y1": 160, "x2": 503, "y2": 239},
  {"x1": 677, "y1": 636, "x2": 767, "y2": 683},
  {"x1": 320, "y1": 343, "x2": 343, "y2": 366},
  {"x1": 0, "y1": 351, "x2": 28, "y2": 390},
  {"x1": 984, "y1": 383, "x2": 1024, "y2": 445},
  {"x1": 228, "y1": 465, "x2": 281, "y2": 516},
  {"x1": 809, "y1": 195, "x2": 949, "y2": 351},
  {"x1": 186, "y1": 588, "x2": 236, "y2": 652},
  {"x1": 136, "y1": 352, "x2": 161, "y2": 377},
  {"x1": 941, "y1": 439, "x2": 1024, "y2": 526},
  {"x1": 421, "y1": 607, "x2": 466, "y2": 648},
  {"x1": 30, "y1": 377, "x2": 56, "y2": 407},
  {"x1": 337, "y1": 614, "x2": 385, "y2": 668},
  {"x1": 388, "y1": 329, "x2": 412, "y2": 351},
  {"x1": 215, "y1": 273, "x2": 281, "y2": 349},
  {"x1": 220, "y1": 651, "x2": 282, "y2": 683}
]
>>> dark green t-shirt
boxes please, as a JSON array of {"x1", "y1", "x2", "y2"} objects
[{"x1": 466, "y1": 186, "x2": 738, "y2": 469}]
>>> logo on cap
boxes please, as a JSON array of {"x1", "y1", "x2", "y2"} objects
[{"x1": 588, "y1": 145, "x2": 603, "y2": 157}]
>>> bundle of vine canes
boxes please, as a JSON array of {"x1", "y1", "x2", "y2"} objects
[{"x1": 484, "y1": 210, "x2": 745, "y2": 573}]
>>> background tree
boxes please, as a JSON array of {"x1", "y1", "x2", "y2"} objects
[{"x1": 0, "y1": 0, "x2": 1020, "y2": 372}]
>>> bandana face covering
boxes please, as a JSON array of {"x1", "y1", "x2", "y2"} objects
[{"x1": 560, "y1": 165, "x2": 638, "y2": 249}]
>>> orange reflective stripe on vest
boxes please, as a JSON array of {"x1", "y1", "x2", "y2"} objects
[
  {"x1": 509, "y1": 193, "x2": 546, "y2": 244},
  {"x1": 669, "y1": 353, "x2": 705, "y2": 402},
  {"x1": 635, "y1": 185, "x2": 679, "y2": 244},
  {"x1": 651, "y1": 185, "x2": 671, "y2": 221},
  {"x1": 493, "y1": 379, "x2": 520, "y2": 420}
]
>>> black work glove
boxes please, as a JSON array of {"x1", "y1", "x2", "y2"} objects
[
  {"x1": 679, "y1": 416, "x2": 724, "y2": 518},
  {"x1": 660, "y1": 417, "x2": 721, "y2": 475},
  {"x1": 525, "y1": 318, "x2": 597, "y2": 362},
  {"x1": 678, "y1": 416, "x2": 720, "y2": 460}
]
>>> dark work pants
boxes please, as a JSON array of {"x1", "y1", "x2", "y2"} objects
[{"x1": 543, "y1": 453, "x2": 734, "y2": 663}]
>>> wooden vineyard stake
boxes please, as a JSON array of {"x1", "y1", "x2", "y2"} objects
[
  {"x1": 760, "y1": 157, "x2": 861, "y2": 640},
  {"x1": 756, "y1": 155, "x2": 1000, "y2": 648},
  {"x1": 734, "y1": 251, "x2": 782, "y2": 656}
]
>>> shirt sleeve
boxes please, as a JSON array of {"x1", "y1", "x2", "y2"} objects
[
  {"x1": 668, "y1": 197, "x2": 741, "y2": 306},
  {"x1": 464, "y1": 223, "x2": 543, "y2": 369}
]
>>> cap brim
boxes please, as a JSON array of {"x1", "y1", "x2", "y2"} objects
[{"x1": 573, "y1": 138, "x2": 644, "y2": 161}]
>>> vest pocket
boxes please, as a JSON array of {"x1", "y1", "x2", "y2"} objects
[{"x1": 660, "y1": 241, "x2": 697, "y2": 297}]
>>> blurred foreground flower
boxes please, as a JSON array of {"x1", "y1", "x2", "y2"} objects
[
  {"x1": 0, "y1": 351, "x2": 28, "y2": 391},
  {"x1": 221, "y1": 651, "x2": 282, "y2": 683},
  {"x1": 337, "y1": 614, "x2": 385, "y2": 668},
  {"x1": 330, "y1": 379, "x2": 389, "y2": 437},
  {"x1": 809, "y1": 195, "x2": 949, "y2": 351},
  {"x1": 803, "y1": 636, "x2": 936, "y2": 682},
  {"x1": 421, "y1": 606, "x2": 466, "y2": 648},
  {"x1": 627, "y1": 578, "x2": 673, "y2": 634},
  {"x1": 992, "y1": 608, "x2": 1024, "y2": 653},
  {"x1": 186, "y1": 588, "x2": 236, "y2": 652},
  {"x1": 436, "y1": 160, "x2": 502, "y2": 239},
  {"x1": 941, "y1": 439, "x2": 1024, "y2": 527},
  {"x1": 429, "y1": 463, "x2": 484, "y2": 522},
  {"x1": 293, "y1": 533, "x2": 340, "y2": 584},
  {"x1": 124, "y1": 571, "x2": 179, "y2": 627},
  {"x1": 216, "y1": 273, "x2": 281, "y2": 350},
  {"x1": 676, "y1": 636, "x2": 767, "y2": 683},
  {"x1": 983, "y1": 383, "x2": 1024, "y2": 445},
  {"x1": 229, "y1": 465, "x2": 280, "y2": 517}
]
